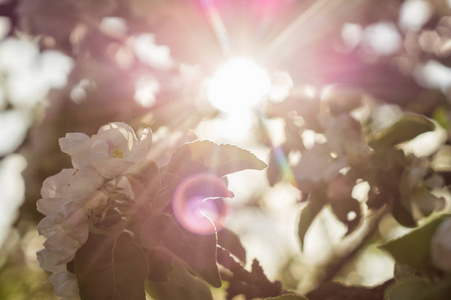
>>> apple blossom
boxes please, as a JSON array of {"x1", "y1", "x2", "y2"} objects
[
  {"x1": 37, "y1": 122, "x2": 153, "y2": 299},
  {"x1": 48, "y1": 271, "x2": 80, "y2": 300},
  {"x1": 59, "y1": 122, "x2": 152, "y2": 179}
]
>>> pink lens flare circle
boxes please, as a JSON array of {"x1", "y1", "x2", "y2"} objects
[{"x1": 172, "y1": 173, "x2": 231, "y2": 235}]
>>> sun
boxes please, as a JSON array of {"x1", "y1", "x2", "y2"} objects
[{"x1": 207, "y1": 57, "x2": 271, "y2": 113}]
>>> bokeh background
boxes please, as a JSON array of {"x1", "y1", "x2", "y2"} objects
[{"x1": 1, "y1": 0, "x2": 451, "y2": 298}]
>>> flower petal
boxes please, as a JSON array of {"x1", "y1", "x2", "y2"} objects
[
  {"x1": 83, "y1": 190, "x2": 109, "y2": 211},
  {"x1": 48, "y1": 271, "x2": 80, "y2": 297},
  {"x1": 37, "y1": 196, "x2": 75, "y2": 216},
  {"x1": 59, "y1": 133, "x2": 91, "y2": 169},
  {"x1": 127, "y1": 127, "x2": 152, "y2": 163},
  {"x1": 97, "y1": 122, "x2": 136, "y2": 153},
  {"x1": 41, "y1": 169, "x2": 73, "y2": 198},
  {"x1": 37, "y1": 248, "x2": 67, "y2": 273},
  {"x1": 69, "y1": 167, "x2": 103, "y2": 194},
  {"x1": 92, "y1": 158, "x2": 137, "y2": 178}
]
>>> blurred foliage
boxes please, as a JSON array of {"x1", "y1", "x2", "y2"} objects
[{"x1": 1, "y1": 0, "x2": 451, "y2": 299}]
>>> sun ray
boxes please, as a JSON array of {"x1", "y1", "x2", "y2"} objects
[
  {"x1": 262, "y1": 0, "x2": 366, "y2": 60},
  {"x1": 198, "y1": 0, "x2": 232, "y2": 55},
  {"x1": 259, "y1": 115, "x2": 298, "y2": 189}
]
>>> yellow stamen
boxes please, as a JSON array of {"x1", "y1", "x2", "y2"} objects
[{"x1": 111, "y1": 148, "x2": 124, "y2": 159}]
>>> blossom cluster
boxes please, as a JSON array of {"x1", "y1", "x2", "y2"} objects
[{"x1": 36, "y1": 122, "x2": 152, "y2": 299}]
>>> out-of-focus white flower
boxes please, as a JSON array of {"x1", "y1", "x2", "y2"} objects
[
  {"x1": 59, "y1": 122, "x2": 152, "y2": 178},
  {"x1": 431, "y1": 218, "x2": 451, "y2": 272}
]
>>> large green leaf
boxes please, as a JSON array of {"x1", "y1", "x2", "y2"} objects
[
  {"x1": 139, "y1": 213, "x2": 221, "y2": 287},
  {"x1": 147, "y1": 260, "x2": 213, "y2": 300},
  {"x1": 298, "y1": 193, "x2": 326, "y2": 250},
  {"x1": 166, "y1": 140, "x2": 267, "y2": 177},
  {"x1": 146, "y1": 249, "x2": 173, "y2": 282},
  {"x1": 217, "y1": 228, "x2": 247, "y2": 264},
  {"x1": 392, "y1": 196, "x2": 417, "y2": 228},
  {"x1": 380, "y1": 215, "x2": 449, "y2": 271},
  {"x1": 75, "y1": 232, "x2": 148, "y2": 300},
  {"x1": 385, "y1": 277, "x2": 431, "y2": 300},
  {"x1": 369, "y1": 114, "x2": 435, "y2": 149},
  {"x1": 385, "y1": 277, "x2": 451, "y2": 300},
  {"x1": 127, "y1": 159, "x2": 161, "y2": 203}
]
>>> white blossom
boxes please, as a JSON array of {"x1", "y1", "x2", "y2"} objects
[
  {"x1": 48, "y1": 271, "x2": 81, "y2": 299},
  {"x1": 37, "y1": 122, "x2": 153, "y2": 299},
  {"x1": 59, "y1": 122, "x2": 152, "y2": 178}
]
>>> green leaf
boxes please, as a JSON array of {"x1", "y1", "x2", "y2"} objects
[
  {"x1": 298, "y1": 193, "x2": 326, "y2": 250},
  {"x1": 392, "y1": 196, "x2": 417, "y2": 228},
  {"x1": 139, "y1": 213, "x2": 221, "y2": 287},
  {"x1": 380, "y1": 215, "x2": 450, "y2": 271},
  {"x1": 394, "y1": 165, "x2": 419, "y2": 227},
  {"x1": 128, "y1": 159, "x2": 161, "y2": 203},
  {"x1": 147, "y1": 249, "x2": 173, "y2": 282},
  {"x1": 166, "y1": 140, "x2": 267, "y2": 177},
  {"x1": 263, "y1": 294, "x2": 308, "y2": 300},
  {"x1": 432, "y1": 106, "x2": 449, "y2": 129},
  {"x1": 147, "y1": 260, "x2": 213, "y2": 300},
  {"x1": 385, "y1": 277, "x2": 431, "y2": 300},
  {"x1": 75, "y1": 232, "x2": 148, "y2": 300},
  {"x1": 421, "y1": 278, "x2": 451, "y2": 299},
  {"x1": 369, "y1": 114, "x2": 435, "y2": 149},
  {"x1": 385, "y1": 277, "x2": 451, "y2": 300},
  {"x1": 217, "y1": 228, "x2": 246, "y2": 263}
]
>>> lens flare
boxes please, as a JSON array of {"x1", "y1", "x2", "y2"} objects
[
  {"x1": 172, "y1": 173, "x2": 231, "y2": 235},
  {"x1": 207, "y1": 57, "x2": 271, "y2": 113}
]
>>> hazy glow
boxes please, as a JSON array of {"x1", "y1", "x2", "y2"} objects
[
  {"x1": 399, "y1": 0, "x2": 432, "y2": 31},
  {"x1": 341, "y1": 23, "x2": 363, "y2": 48},
  {"x1": 99, "y1": 17, "x2": 128, "y2": 38},
  {"x1": 0, "y1": 17, "x2": 10, "y2": 39},
  {"x1": 269, "y1": 72, "x2": 293, "y2": 102},
  {"x1": 207, "y1": 57, "x2": 271, "y2": 113},
  {"x1": 364, "y1": 22, "x2": 402, "y2": 55},
  {"x1": 0, "y1": 154, "x2": 26, "y2": 247},
  {"x1": 134, "y1": 77, "x2": 159, "y2": 108},
  {"x1": 133, "y1": 33, "x2": 174, "y2": 70}
]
